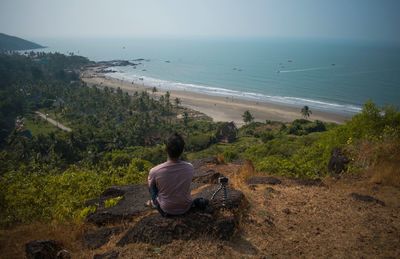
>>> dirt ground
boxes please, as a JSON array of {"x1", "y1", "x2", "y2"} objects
[{"x1": 1, "y1": 163, "x2": 399, "y2": 258}]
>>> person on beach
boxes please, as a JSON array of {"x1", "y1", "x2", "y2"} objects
[{"x1": 146, "y1": 133, "x2": 195, "y2": 217}]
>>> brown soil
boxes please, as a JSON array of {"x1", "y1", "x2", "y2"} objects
[{"x1": 1, "y1": 163, "x2": 399, "y2": 258}]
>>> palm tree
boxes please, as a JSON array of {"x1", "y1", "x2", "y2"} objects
[
  {"x1": 242, "y1": 110, "x2": 254, "y2": 124},
  {"x1": 301, "y1": 106, "x2": 312, "y2": 119},
  {"x1": 183, "y1": 111, "x2": 189, "y2": 127},
  {"x1": 174, "y1": 97, "x2": 181, "y2": 107}
]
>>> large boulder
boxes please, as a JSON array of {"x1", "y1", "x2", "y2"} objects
[
  {"x1": 116, "y1": 184, "x2": 245, "y2": 246},
  {"x1": 328, "y1": 148, "x2": 350, "y2": 175},
  {"x1": 86, "y1": 185, "x2": 151, "y2": 226},
  {"x1": 116, "y1": 212, "x2": 235, "y2": 246},
  {"x1": 216, "y1": 122, "x2": 237, "y2": 143}
]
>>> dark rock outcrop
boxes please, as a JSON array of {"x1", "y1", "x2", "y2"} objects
[
  {"x1": 246, "y1": 176, "x2": 282, "y2": 185},
  {"x1": 93, "y1": 250, "x2": 119, "y2": 259},
  {"x1": 97, "y1": 60, "x2": 138, "y2": 67},
  {"x1": 191, "y1": 157, "x2": 218, "y2": 170},
  {"x1": 328, "y1": 148, "x2": 350, "y2": 175},
  {"x1": 116, "y1": 212, "x2": 236, "y2": 246},
  {"x1": 86, "y1": 185, "x2": 151, "y2": 226},
  {"x1": 191, "y1": 158, "x2": 221, "y2": 189},
  {"x1": 116, "y1": 184, "x2": 245, "y2": 246},
  {"x1": 350, "y1": 193, "x2": 385, "y2": 206},
  {"x1": 83, "y1": 226, "x2": 123, "y2": 249},
  {"x1": 25, "y1": 240, "x2": 69, "y2": 259},
  {"x1": 292, "y1": 178, "x2": 324, "y2": 187},
  {"x1": 193, "y1": 169, "x2": 222, "y2": 185},
  {"x1": 216, "y1": 122, "x2": 237, "y2": 143}
]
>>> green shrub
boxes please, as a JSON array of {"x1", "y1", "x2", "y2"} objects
[
  {"x1": 78, "y1": 205, "x2": 97, "y2": 220},
  {"x1": 186, "y1": 133, "x2": 213, "y2": 151},
  {"x1": 222, "y1": 149, "x2": 238, "y2": 162},
  {"x1": 260, "y1": 131, "x2": 275, "y2": 143},
  {"x1": 104, "y1": 196, "x2": 123, "y2": 208},
  {"x1": 0, "y1": 158, "x2": 152, "y2": 227}
]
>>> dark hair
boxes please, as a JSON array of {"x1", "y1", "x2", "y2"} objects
[{"x1": 166, "y1": 133, "x2": 185, "y2": 159}]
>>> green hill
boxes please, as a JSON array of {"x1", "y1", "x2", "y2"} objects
[{"x1": 0, "y1": 33, "x2": 44, "y2": 51}]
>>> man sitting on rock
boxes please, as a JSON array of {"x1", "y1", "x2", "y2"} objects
[{"x1": 147, "y1": 133, "x2": 194, "y2": 217}]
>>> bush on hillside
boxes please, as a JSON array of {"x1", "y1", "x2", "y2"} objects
[
  {"x1": 186, "y1": 133, "x2": 214, "y2": 151},
  {"x1": 287, "y1": 119, "x2": 326, "y2": 135},
  {"x1": 0, "y1": 158, "x2": 152, "y2": 227}
]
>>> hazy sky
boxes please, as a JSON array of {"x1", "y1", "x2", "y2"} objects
[{"x1": 1, "y1": 0, "x2": 399, "y2": 42}]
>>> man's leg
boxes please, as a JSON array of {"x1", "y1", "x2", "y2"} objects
[
  {"x1": 148, "y1": 184, "x2": 168, "y2": 217},
  {"x1": 149, "y1": 184, "x2": 158, "y2": 204}
]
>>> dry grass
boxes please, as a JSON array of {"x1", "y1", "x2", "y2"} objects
[
  {"x1": 0, "y1": 221, "x2": 87, "y2": 259},
  {"x1": 370, "y1": 161, "x2": 400, "y2": 187},
  {"x1": 231, "y1": 160, "x2": 256, "y2": 190},
  {"x1": 2, "y1": 160, "x2": 400, "y2": 258},
  {"x1": 349, "y1": 138, "x2": 400, "y2": 187}
]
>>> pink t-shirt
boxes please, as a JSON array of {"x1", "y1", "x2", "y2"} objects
[{"x1": 148, "y1": 160, "x2": 194, "y2": 215}]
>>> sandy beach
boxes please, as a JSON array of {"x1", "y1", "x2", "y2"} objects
[{"x1": 81, "y1": 70, "x2": 350, "y2": 126}]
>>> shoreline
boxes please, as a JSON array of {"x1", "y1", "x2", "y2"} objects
[{"x1": 81, "y1": 69, "x2": 351, "y2": 126}]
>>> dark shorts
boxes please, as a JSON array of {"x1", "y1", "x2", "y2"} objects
[{"x1": 149, "y1": 185, "x2": 208, "y2": 217}]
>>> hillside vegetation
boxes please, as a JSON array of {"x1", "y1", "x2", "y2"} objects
[{"x1": 0, "y1": 52, "x2": 399, "y2": 229}]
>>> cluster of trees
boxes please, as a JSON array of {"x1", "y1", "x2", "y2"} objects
[
  {"x1": 0, "y1": 52, "x2": 220, "y2": 175},
  {"x1": 242, "y1": 105, "x2": 312, "y2": 125},
  {"x1": 0, "y1": 52, "x2": 222, "y2": 225}
]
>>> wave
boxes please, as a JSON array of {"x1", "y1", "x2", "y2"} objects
[
  {"x1": 107, "y1": 70, "x2": 362, "y2": 115},
  {"x1": 279, "y1": 66, "x2": 333, "y2": 73}
]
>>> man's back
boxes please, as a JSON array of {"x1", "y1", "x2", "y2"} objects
[{"x1": 148, "y1": 160, "x2": 194, "y2": 215}]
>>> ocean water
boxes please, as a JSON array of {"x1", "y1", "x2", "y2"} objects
[{"x1": 34, "y1": 37, "x2": 400, "y2": 115}]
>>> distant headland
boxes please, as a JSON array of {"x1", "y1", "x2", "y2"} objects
[{"x1": 0, "y1": 33, "x2": 44, "y2": 51}]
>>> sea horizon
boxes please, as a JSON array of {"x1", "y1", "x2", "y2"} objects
[{"x1": 31, "y1": 37, "x2": 400, "y2": 115}]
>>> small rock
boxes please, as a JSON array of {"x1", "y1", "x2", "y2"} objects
[
  {"x1": 248, "y1": 184, "x2": 257, "y2": 190},
  {"x1": 264, "y1": 216, "x2": 274, "y2": 227},
  {"x1": 93, "y1": 250, "x2": 119, "y2": 259},
  {"x1": 246, "y1": 176, "x2": 282, "y2": 185},
  {"x1": 264, "y1": 187, "x2": 280, "y2": 201},
  {"x1": 350, "y1": 193, "x2": 385, "y2": 206},
  {"x1": 265, "y1": 187, "x2": 279, "y2": 195},
  {"x1": 292, "y1": 178, "x2": 324, "y2": 187},
  {"x1": 25, "y1": 240, "x2": 66, "y2": 259},
  {"x1": 282, "y1": 208, "x2": 291, "y2": 214}
]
